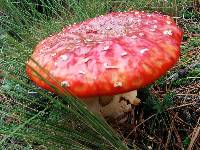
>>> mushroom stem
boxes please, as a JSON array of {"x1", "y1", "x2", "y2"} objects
[{"x1": 83, "y1": 90, "x2": 140, "y2": 119}]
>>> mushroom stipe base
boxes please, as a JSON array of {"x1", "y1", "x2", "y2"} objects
[{"x1": 83, "y1": 90, "x2": 140, "y2": 120}]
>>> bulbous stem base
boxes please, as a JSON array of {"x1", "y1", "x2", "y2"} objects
[{"x1": 83, "y1": 90, "x2": 141, "y2": 120}]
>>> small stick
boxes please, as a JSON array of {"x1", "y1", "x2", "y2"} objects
[
  {"x1": 188, "y1": 123, "x2": 200, "y2": 150},
  {"x1": 125, "y1": 114, "x2": 156, "y2": 139},
  {"x1": 167, "y1": 102, "x2": 197, "y2": 110}
]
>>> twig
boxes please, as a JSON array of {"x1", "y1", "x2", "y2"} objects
[
  {"x1": 125, "y1": 114, "x2": 157, "y2": 139},
  {"x1": 170, "y1": 110, "x2": 192, "y2": 128},
  {"x1": 187, "y1": 77, "x2": 200, "y2": 79},
  {"x1": 165, "y1": 113, "x2": 178, "y2": 149},
  {"x1": 176, "y1": 94, "x2": 199, "y2": 96},
  {"x1": 173, "y1": 124, "x2": 184, "y2": 149},
  {"x1": 188, "y1": 120, "x2": 200, "y2": 150},
  {"x1": 167, "y1": 102, "x2": 197, "y2": 110}
]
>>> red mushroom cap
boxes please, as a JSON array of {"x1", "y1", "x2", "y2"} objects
[{"x1": 26, "y1": 11, "x2": 183, "y2": 97}]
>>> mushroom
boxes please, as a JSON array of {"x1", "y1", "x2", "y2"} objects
[{"x1": 26, "y1": 11, "x2": 183, "y2": 120}]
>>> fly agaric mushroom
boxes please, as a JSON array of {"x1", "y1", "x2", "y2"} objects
[{"x1": 26, "y1": 11, "x2": 183, "y2": 119}]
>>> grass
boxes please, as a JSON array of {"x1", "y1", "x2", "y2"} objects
[{"x1": 0, "y1": 0, "x2": 199, "y2": 149}]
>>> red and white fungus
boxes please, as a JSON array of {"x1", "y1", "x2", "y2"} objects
[{"x1": 26, "y1": 11, "x2": 183, "y2": 119}]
